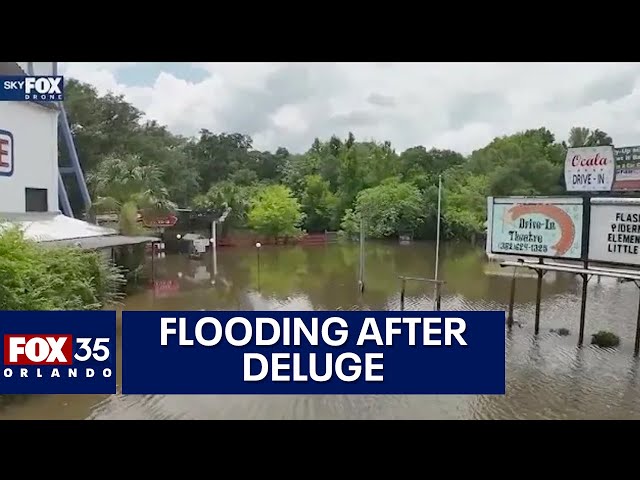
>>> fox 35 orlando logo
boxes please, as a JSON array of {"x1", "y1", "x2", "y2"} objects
[
  {"x1": 2, "y1": 76, "x2": 64, "y2": 101},
  {"x1": 2, "y1": 334, "x2": 112, "y2": 380}
]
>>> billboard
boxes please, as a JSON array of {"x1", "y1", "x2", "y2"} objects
[
  {"x1": 564, "y1": 146, "x2": 616, "y2": 192},
  {"x1": 588, "y1": 198, "x2": 640, "y2": 266},
  {"x1": 612, "y1": 146, "x2": 640, "y2": 191},
  {"x1": 489, "y1": 197, "x2": 584, "y2": 260}
]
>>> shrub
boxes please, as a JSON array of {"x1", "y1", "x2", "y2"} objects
[
  {"x1": 0, "y1": 227, "x2": 126, "y2": 311},
  {"x1": 591, "y1": 330, "x2": 621, "y2": 349}
]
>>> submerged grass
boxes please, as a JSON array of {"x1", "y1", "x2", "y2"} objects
[{"x1": 0, "y1": 226, "x2": 126, "y2": 311}]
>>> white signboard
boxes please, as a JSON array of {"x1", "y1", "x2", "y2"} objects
[
  {"x1": 588, "y1": 199, "x2": 640, "y2": 266},
  {"x1": 490, "y1": 197, "x2": 584, "y2": 260},
  {"x1": 613, "y1": 146, "x2": 640, "y2": 191},
  {"x1": 193, "y1": 238, "x2": 209, "y2": 253},
  {"x1": 564, "y1": 146, "x2": 615, "y2": 192}
]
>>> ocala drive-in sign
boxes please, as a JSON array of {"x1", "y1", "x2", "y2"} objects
[{"x1": 564, "y1": 146, "x2": 615, "y2": 192}]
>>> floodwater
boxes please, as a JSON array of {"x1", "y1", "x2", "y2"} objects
[{"x1": 3, "y1": 241, "x2": 640, "y2": 420}]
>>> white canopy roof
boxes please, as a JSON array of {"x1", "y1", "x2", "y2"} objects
[{"x1": 0, "y1": 211, "x2": 116, "y2": 242}]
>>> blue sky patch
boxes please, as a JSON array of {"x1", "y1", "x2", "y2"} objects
[{"x1": 115, "y1": 63, "x2": 209, "y2": 86}]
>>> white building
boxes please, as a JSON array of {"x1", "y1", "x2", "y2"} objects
[
  {"x1": 0, "y1": 62, "x2": 59, "y2": 213},
  {"x1": 0, "y1": 61, "x2": 158, "y2": 252}
]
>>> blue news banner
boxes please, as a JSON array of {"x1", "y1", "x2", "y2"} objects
[
  {"x1": 0, "y1": 311, "x2": 116, "y2": 394},
  {"x1": 122, "y1": 311, "x2": 506, "y2": 395}
]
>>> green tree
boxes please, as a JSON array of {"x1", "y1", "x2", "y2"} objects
[
  {"x1": 192, "y1": 181, "x2": 257, "y2": 230},
  {"x1": 345, "y1": 177, "x2": 425, "y2": 239},
  {"x1": 87, "y1": 154, "x2": 175, "y2": 235},
  {"x1": 300, "y1": 174, "x2": 337, "y2": 232},
  {"x1": 186, "y1": 130, "x2": 254, "y2": 192},
  {"x1": 129, "y1": 121, "x2": 200, "y2": 207},
  {"x1": 442, "y1": 169, "x2": 490, "y2": 240},
  {"x1": 247, "y1": 185, "x2": 305, "y2": 239},
  {"x1": 62, "y1": 79, "x2": 144, "y2": 174},
  {"x1": 568, "y1": 126, "x2": 613, "y2": 147},
  {"x1": 467, "y1": 128, "x2": 564, "y2": 196},
  {"x1": 400, "y1": 147, "x2": 465, "y2": 187}
]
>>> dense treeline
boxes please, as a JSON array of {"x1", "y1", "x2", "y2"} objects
[{"x1": 62, "y1": 79, "x2": 615, "y2": 241}]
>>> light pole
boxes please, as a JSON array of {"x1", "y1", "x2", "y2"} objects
[
  {"x1": 211, "y1": 220, "x2": 217, "y2": 276},
  {"x1": 434, "y1": 174, "x2": 443, "y2": 309},
  {"x1": 255, "y1": 242, "x2": 262, "y2": 290},
  {"x1": 358, "y1": 214, "x2": 366, "y2": 294}
]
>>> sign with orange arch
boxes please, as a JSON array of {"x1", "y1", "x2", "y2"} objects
[{"x1": 489, "y1": 197, "x2": 584, "y2": 260}]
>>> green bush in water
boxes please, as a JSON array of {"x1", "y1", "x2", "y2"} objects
[
  {"x1": 550, "y1": 328, "x2": 571, "y2": 336},
  {"x1": 591, "y1": 330, "x2": 621, "y2": 349},
  {"x1": 0, "y1": 226, "x2": 126, "y2": 310}
]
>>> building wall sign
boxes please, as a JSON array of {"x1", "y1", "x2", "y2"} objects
[{"x1": 0, "y1": 129, "x2": 14, "y2": 177}]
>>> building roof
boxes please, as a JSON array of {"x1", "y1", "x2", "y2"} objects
[
  {"x1": 0, "y1": 62, "x2": 26, "y2": 76},
  {"x1": 0, "y1": 212, "x2": 160, "y2": 250},
  {"x1": 0, "y1": 211, "x2": 117, "y2": 241},
  {"x1": 0, "y1": 62, "x2": 58, "y2": 111},
  {"x1": 41, "y1": 234, "x2": 160, "y2": 251}
]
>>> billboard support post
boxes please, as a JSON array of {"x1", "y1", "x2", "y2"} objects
[
  {"x1": 507, "y1": 271, "x2": 517, "y2": 330},
  {"x1": 635, "y1": 287, "x2": 640, "y2": 357},
  {"x1": 578, "y1": 194, "x2": 592, "y2": 347},
  {"x1": 534, "y1": 258, "x2": 544, "y2": 335},
  {"x1": 578, "y1": 273, "x2": 590, "y2": 347},
  {"x1": 398, "y1": 276, "x2": 445, "y2": 312},
  {"x1": 503, "y1": 259, "x2": 640, "y2": 356}
]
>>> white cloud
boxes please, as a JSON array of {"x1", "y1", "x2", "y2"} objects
[{"x1": 59, "y1": 62, "x2": 640, "y2": 154}]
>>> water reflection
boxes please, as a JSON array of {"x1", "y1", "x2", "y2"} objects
[{"x1": 2, "y1": 241, "x2": 640, "y2": 420}]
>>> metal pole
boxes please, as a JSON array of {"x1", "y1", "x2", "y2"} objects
[
  {"x1": 359, "y1": 215, "x2": 365, "y2": 293},
  {"x1": 400, "y1": 278, "x2": 406, "y2": 311},
  {"x1": 534, "y1": 259, "x2": 543, "y2": 335},
  {"x1": 151, "y1": 242, "x2": 156, "y2": 282},
  {"x1": 578, "y1": 272, "x2": 588, "y2": 346},
  {"x1": 58, "y1": 102, "x2": 92, "y2": 214},
  {"x1": 433, "y1": 175, "x2": 442, "y2": 308},
  {"x1": 212, "y1": 220, "x2": 218, "y2": 276},
  {"x1": 507, "y1": 271, "x2": 516, "y2": 329},
  {"x1": 435, "y1": 282, "x2": 442, "y2": 311},
  {"x1": 256, "y1": 245, "x2": 261, "y2": 291},
  {"x1": 578, "y1": 195, "x2": 591, "y2": 347},
  {"x1": 58, "y1": 173, "x2": 73, "y2": 217},
  {"x1": 635, "y1": 285, "x2": 640, "y2": 357}
]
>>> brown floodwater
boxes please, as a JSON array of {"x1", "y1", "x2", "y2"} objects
[{"x1": 2, "y1": 241, "x2": 640, "y2": 420}]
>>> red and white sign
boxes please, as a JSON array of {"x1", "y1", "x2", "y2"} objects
[
  {"x1": 142, "y1": 214, "x2": 178, "y2": 228},
  {"x1": 0, "y1": 129, "x2": 14, "y2": 177},
  {"x1": 564, "y1": 146, "x2": 615, "y2": 192},
  {"x1": 152, "y1": 279, "x2": 180, "y2": 297},
  {"x1": 4, "y1": 335, "x2": 72, "y2": 366}
]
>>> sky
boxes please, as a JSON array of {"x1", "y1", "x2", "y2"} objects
[{"x1": 58, "y1": 62, "x2": 640, "y2": 155}]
